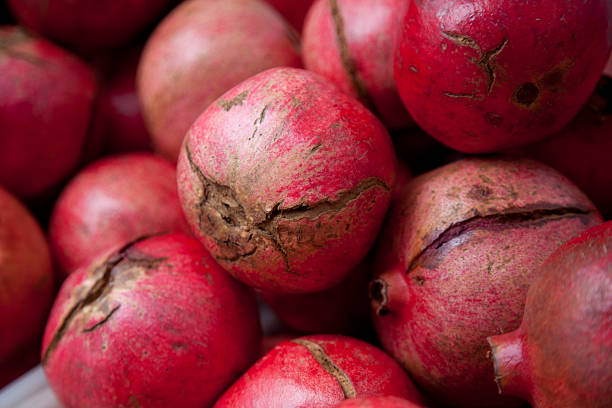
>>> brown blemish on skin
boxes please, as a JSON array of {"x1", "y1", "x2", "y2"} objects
[
  {"x1": 41, "y1": 238, "x2": 167, "y2": 366},
  {"x1": 441, "y1": 32, "x2": 508, "y2": 98},
  {"x1": 0, "y1": 29, "x2": 46, "y2": 66},
  {"x1": 406, "y1": 206, "x2": 593, "y2": 273},
  {"x1": 512, "y1": 82, "x2": 540, "y2": 107},
  {"x1": 467, "y1": 185, "x2": 493, "y2": 201},
  {"x1": 369, "y1": 278, "x2": 390, "y2": 316},
  {"x1": 218, "y1": 90, "x2": 249, "y2": 111},
  {"x1": 329, "y1": 0, "x2": 379, "y2": 115},
  {"x1": 185, "y1": 144, "x2": 390, "y2": 273},
  {"x1": 292, "y1": 338, "x2": 357, "y2": 398},
  {"x1": 485, "y1": 112, "x2": 503, "y2": 126}
]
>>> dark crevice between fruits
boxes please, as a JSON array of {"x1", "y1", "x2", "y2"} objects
[
  {"x1": 441, "y1": 31, "x2": 507, "y2": 98},
  {"x1": 185, "y1": 144, "x2": 390, "y2": 274},
  {"x1": 218, "y1": 90, "x2": 249, "y2": 111},
  {"x1": 329, "y1": 0, "x2": 379, "y2": 117},
  {"x1": 41, "y1": 237, "x2": 167, "y2": 366},
  {"x1": 512, "y1": 82, "x2": 540, "y2": 107},
  {"x1": 588, "y1": 76, "x2": 612, "y2": 119},
  {"x1": 406, "y1": 206, "x2": 593, "y2": 274},
  {"x1": 292, "y1": 339, "x2": 357, "y2": 399},
  {"x1": 369, "y1": 279, "x2": 390, "y2": 316}
]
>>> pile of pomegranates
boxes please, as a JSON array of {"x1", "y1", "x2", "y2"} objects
[{"x1": 0, "y1": 0, "x2": 610, "y2": 407}]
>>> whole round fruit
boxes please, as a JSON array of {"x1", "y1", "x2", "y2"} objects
[
  {"x1": 138, "y1": 0, "x2": 302, "y2": 161},
  {"x1": 302, "y1": 0, "x2": 412, "y2": 128},
  {"x1": 394, "y1": 0, "x2": 612, "y2": 153},
  {"x1": 214, "y1": 335, "x2": 423, "y2": 407},
  {"x1": 370, "y1": 157, "x2": 602, "y2": 407},
  {"x1": 0, "y1": 26, "x2": 96, "y2": 199},
  {"x1": 6, "y1": 0, "x2": 174, "y2": 53},
  {"x1": 488, "y1": 221, "x2": 612, "y2": 408},
  {"x1": 0, "y1": 187, "x2": 54, "y2": 364},
  {"x1": 49, "y1": 153, "x2": 189, "y2": 278},
  {"x1": 178, "y1": 67, "x2": 396, "y2": 293},
  {"x1": 42, "y1": 233, "x2": 262, "y2": 408}
]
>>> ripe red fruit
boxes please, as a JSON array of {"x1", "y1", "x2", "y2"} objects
[
  {"x1": 394, "y1": 0, "x2": 612, "y2": 153},
  {"x1": 178, "y1": 67, "x2": 396, "y2": 294},
  {"x1": 49, "y1": 153, "x2": 189, "y2": 278},
  {"x1": 214, "y1": 335, "x2": 423, "y2": 407},
  {"x1": 520, "y1": 76, "x2": 612, "y2": 219},
  {"x1": 334, "y1": 395, "x2": 425, "y2": 408},
  {"x1": 370, "y1": 158, "x2": 602, "y2": 407},
  {"x1": 42, "y1": 233, "x2": 262, "y2": 408},
  {"x1": 0, "y1": 187, "x2": 54, "y2": 365},
  {"x1": 6, "y1": 0, "x2": 174, "y2": 53},
  {"x1": 488, "y1": 221, "x2": 612, "y2": 408},
  {"x1": 0, "y1": 27, "x2": 96, "y2": 199},
  {"x1": 264, "y1": 0, "x2": 315, "y2": 31},
  {"x1": 138, "y1": 0, "x2": 302, "y2": 161},
  {"x1": 302, "y1": 0, "x2": 412, "y2": 128}
]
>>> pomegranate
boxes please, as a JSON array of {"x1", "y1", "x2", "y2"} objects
[
  {"x1": 334, "y1": 395, "x2": 425, "y2": 408},
  {"x1": 370, "y1": 157, "x2": 602, "y2": 407},
  {"x1": 264, "y1": 0, "x2": 315, "y2": 31},
  {"x1": 42, "y1": 233, "x2": 262, "y2": 408},
  {"x1": 138, "y1": 0, "x2": 302, "y2": 161},
  {"x1": 302, "y1": 0, "x2": 412, "y2": 128},
  {"x1": 0, "y1": 187, "x2": 54, "y2": 365},
  {"x1": 260, "y1": 256, "x2": 373, "y2": 335},
  {"x1": 519, "y1": 76, "x2": 612, "y2": 219},
  {"x1": 6, "y1": 0, "x2": 174, "y2": 53},
  {"x1": 177, "y1": 67, "x2": 396, "y2": 294},
  {"x1": 488, "y1": 221, "x2": 612, "y2": 408},
  {"x1": 214, "y1": 335, "x2": 423, "y2": 407},
  {"x1": 394, "y1": 0, "x2": 612, "y2": 153},
  {"x1": 49, "y1": 153, "x2": 189, "y2": 279},
  {"x1": 0, "y1": 26, "x2": 96, "y2": 199}
]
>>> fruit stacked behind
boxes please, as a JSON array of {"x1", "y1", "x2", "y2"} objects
[{"x1": 1, "y1": 0, "x2": 610, "y2": 407}]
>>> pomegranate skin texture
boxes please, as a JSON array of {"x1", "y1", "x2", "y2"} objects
[
  {"x1": 6, "y1": 0, "x2": 173, "y2": 53},
  {"x1": 488, "y1": 221, "x2": 612, "y2": 408},
  {"x1": 0, "y1": 187, "x2": 54, "y2": 364},
  {"x1": 42, "y1": 233, "x2": 262, "y2": 408},
  {"x1": 177, "y1": 67, "x2": 396, "y2": 294},
  {"x1": 370, "y1": 157, "x2": 602, "y2": 407},
  {"x1": 213, "y1": 335, "x2": 423, "y2": 408},
  {"x1": 49, "y1": 153, "x2": 189, "y2": 279},
  {"x1": 394, "y1": 0, "x2": 612, "y2": 153},
  {"x1": 0, "y1": 26, "x2": 96, "y2": 199},
  {"x1": 333, "y1": 395, "x2": 425, "y2": 408},
  {"x1": 302, "y1": 0, "x2": 412, "y2": 129},
  {"x1": 138, "y1": 0, "x2": 302, "y2": 162},
  {"x1": 264, "y1": 0, "x2": 315, "y2": 31},
  {"x1": 519, "y1": 76, "x2": 612, "y2": 219}
]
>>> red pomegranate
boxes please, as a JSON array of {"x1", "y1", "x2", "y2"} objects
[
  {"x1": 42, "y1": 233, "x2": 262, "y2": 408},
  {"x1": 302, "y1": 0, "x2": 412, "y2": 128},
  {"x1": 394, "y1": 0, "x2": 612, "y2": 153},
  {"x1": 488, "y1": 221, "x2": 612, "y2": 408},
  {"x1": 214, "y1": 335, "x2": 423, "y2": 407},
  {"x1": 264, "y1": 0, "x2": 315, "y2": 31},
  {"x1": 370, "y1": 157, "x2": 602, "y2": 407},
  {"x1": 0, "y1": 187, "x2": 54, "y2": 366},
  {"x1": 177, "y1": 67, "x2": 396, "y2": 294},
  {"x1": 0, "y1": 26, "x2": 96, "y2": 199},
  {"x1": 6, "y1": 0, "x2": 174, "y2": 53},
  {"x1": 49, "y1": 153, "x2": 189, "y2": 279},
  {"x1": 138, "y1": 0, "x2": 302, "y2": 161},
  {"x1": 334, "y1": 395, "x2": 425, "y2": 408}
]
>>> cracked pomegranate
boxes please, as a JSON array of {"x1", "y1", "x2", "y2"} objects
[
  {"x1": 488, "y1": 221, "x2": 612, "y2": 408},
  {"x1": 42, "y1": 233, "x2": 262, "y2": 408},
  {"x1": 177, "y1": 67, "x2": 396, "y2": 294},
  {"x1": 48, "y1": 153, "x2": 189, "y2": 279},
  {"x1": 214, "y1": 335, "x2": 423, "y2": 407},
  {"x1": 394, "y1": 0, "x2": 612, "y2": 153},
  {"x1": 6, "y1": 0, "x2": 174, "y2": 53},
  {"x1": 0, "y1": 26, "x2": 96, "y2": 199},
  {"x1": 302, "y1": 0, "x2": 412, "y2": 128},
  {"x1": 0, "y1": 187, "x2": 54, "y2": 366},
  {"x1": 138, "y1": 0, "x2": 302, "y2": 161},
  {"x1": 370, "y1": 157, "x2": 602, "y2": 407}
]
